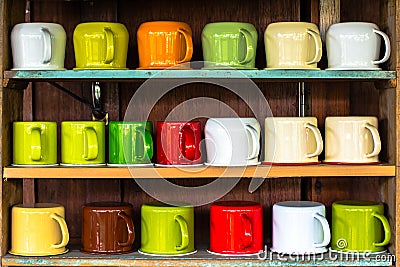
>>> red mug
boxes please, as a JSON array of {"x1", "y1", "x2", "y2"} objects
[
  {"x1": 209, "y1": 200, "x2": 263, "y2": 255},
  {"x1": 156, "y1": 121, "x2": 202, "y2": 165}
]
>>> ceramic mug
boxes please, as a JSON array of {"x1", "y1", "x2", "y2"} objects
[
  {"x1": 202, "y1": 22, "x2": 257, "y2": 69},
  {"x1": 331, "y1": 200, "x2": 391, "y2": 253},
  {"x1": 264, "y1": 117, "x2": 323, "y2": 165},
  {"x1": 140, "y1": 202, "x2": 195, "y2": 255},
  {"x1": 156, "y1": 121, "x2": 202, "y2": 165},
  {"x1": 271, "y1": 201, "x2": 331, "y2": 254},
  {"x1": 11, "y1": 23, "x2": 66, "y2": 70},
  {"x1": 73, "y1": 22, "x2": 129, "y2": 69},
  {"x1": 209, "y1": 201, "x2": 263, "y2": 255},
  {"x1": 137, "y1": 21, "x2": 193, "y2": 69},
  {"x1": 264, "y1": 22, "x2": 322, "y2": 69},
  {"x1": 61, "y1": 121, "x2": 105, "y2": 165},
  {"x1": 324, "y1": 116, "x2": 381, "y2": 164},
  {"x1": 10, "y1": 203, "x2": 69, "y2": 256},
  {"x1": 13, "y1": 121, "x2": 57, "y2": 166},
  {"x1": 82, "y1": 202, "x2": 135, "y2": 254},
  {"x1": 326, "y1": 22, "x2": 391, "y2": 70},
  {"x1": 204, "y1": 118, "x2": 260, "y2": 166},
  {"x1": 108, "y1": 121, "x2": 153, "y2": 165}
]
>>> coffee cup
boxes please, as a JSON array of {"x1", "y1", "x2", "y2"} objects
[
  {"x1": 331, "y1": 200, "x2": 391, "y2": 253},
  {"x1": 326, "y1": 22, "x2": 391, "y2": 70},
  {"x1": 271, "y1": 201, "x2": 330, "y2": 254},
  {"x1": 13, "y1": 121, "x2": 57, "y2": 166},
  {"x1": 108, "y1": 121, "x2": 153, "y2": 165},
  {"x1": 324, "y1": 116, "x2": 381, "y2": 164},
  {"x1": 82, "y1": 202, "x2": 135, "y2": 254},
  {"x1": 10, "y1": 203, "x2": 69, "y2": 256},
  {"x1": 140, "y1": 202, "x2": 195, "y2": 255},
  {"x1": 61, "y1": 121, "x2": 105, "y2": 165},
  {"x1": 209, "y1": 201, "x2": 263, "y2": 255},
  {"x1": 137, "y1": 21, "x2": 193, "y2": 69},
  {"x1": 156, "y1": 121, "x2": 202, "y2": 165},
  {"x1": 202, "y1": 22, "x2": 257, "y2": 69},
  {"x1": 73, "y1": 22, "x2": 129, "y2": 69},
  {"x1": 264, "y1": 117, "x2": 323, "y2": 165},
  {"x1": 204, "y1": 118, "x2": 260, "y2": 166},
  {"x1": 264, "y1": 22, "x2": 322, "y2": 69}
]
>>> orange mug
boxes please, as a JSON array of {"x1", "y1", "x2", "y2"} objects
[{"x1": 137, "y1": 21, "x2": 193, "y2": 69}]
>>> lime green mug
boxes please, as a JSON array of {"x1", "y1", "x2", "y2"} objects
[
  {"x1": 202, "y1": 22, "x2": 257, "y2": 69},
  {"x1": 13, "y1": 121, "x2": 57, "y2": 165},
  {"x1": 332, "y1": 200, "x2": 391, "y2": 253},
  {"x1": 140, "y1": 202, "x2": 195, "y2": 255},
  {"x1": 108, "y1": 122, "x2": 153, "y2": 165},
  {"x1": 61, "y1": 121, "x2": 105, "y2": 165}
]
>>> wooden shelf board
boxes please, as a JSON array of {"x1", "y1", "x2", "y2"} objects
[
  {"x1": 3, "y1": 164, "x2": 395, "y2": 179},
  {"x1": 1, "y1": 249, "x2": 394, "y2": 266},
  {"x1": 3, "y1": 69, "x2": 396, "y2": 83}
]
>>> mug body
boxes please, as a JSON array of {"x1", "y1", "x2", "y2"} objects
[
  {"x1": 61, "y1": 121, "x2": 105, "y2": 165},
  {"x1": 13, "y1": 121, "x2": 57, "y2": 165},
  {"x1": 73, "y1": 22, "x2": 129, "y2": 69},
  {"x1": 11, "y1": 23, "x2": 66, "y2": 70}
]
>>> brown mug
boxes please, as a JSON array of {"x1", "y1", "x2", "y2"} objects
[{"x1": 81, "y1": 202, "x2": 135, "y2": 254}]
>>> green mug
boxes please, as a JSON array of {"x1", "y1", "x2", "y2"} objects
[
  {"x1": 202, "y1": 22, "x2": 257, "y2": 69},
  {"x1": 61, "y1": 121, "x2": 105, "y2": 165},
  {"x1": 13, "y1": 121, "x2": 57, "y2": 165},
  {"x1": 108, "y1": 121, "x2": 153, "y2": 165},
  {"x1": 332, "y1": 200, "x2": 391, "y2": 253},
  {"x1": 140, "y1": 202, "x2": 195, "y2": 255}
]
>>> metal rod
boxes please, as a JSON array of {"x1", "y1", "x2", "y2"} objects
[
  {"x1": 48, "y1": 81, "x2": 93, "y2": 109},
  {"x1": 298, "y1": 82, "x2": 306, "y2": 117}
]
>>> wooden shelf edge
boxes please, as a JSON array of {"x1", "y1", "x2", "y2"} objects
[
  {"x1": 2, "y1": 164, "x2": 395, "y2": 179},
  {"x1": 1, "y1": 249, "x2": 394, "y2": 266}
]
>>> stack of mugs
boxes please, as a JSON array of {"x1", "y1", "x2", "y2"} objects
[
  {"x1": 10, "y1": 21, "x2": 390, "y2": 70},
  {"x1": 9, "y1": 199, "x2": 390, "y2": 256}
]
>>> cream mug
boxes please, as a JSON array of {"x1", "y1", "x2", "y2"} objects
[
  {"x1": 264, "y1": 22, "x2": 322, "y2": 69},
  {"x1": 326, "y1": 22, "x2": 391, "y2": 70},
  {"x1": 324, "y1": 116, "x2": 381, "y2": 164},
  {"x1": 264, "y1": 117, "x2": 323, "y2": 164},
  {"x1": 11, "y1": 23, "x2": 66, "y2": 70}
]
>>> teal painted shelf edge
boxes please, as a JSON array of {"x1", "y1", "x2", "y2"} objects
[{"x1": 3, "y1": 69, "x2": 396, "y2": 80}]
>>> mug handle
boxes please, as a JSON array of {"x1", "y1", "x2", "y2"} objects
[
  {"x1": 117, "y1": 211, "x2": 135, "y2": 247},
  {"x1": 177, "y1": 28, "x2": 193, "y2": 64},
  {"x1": 245, "y1": 125, "x2": 260, "y2": 160},
  {"x1": 305, "y1": 123, "x2": 324, "y2": 158},
  {"x1": 305, "y1": 29, "x2": 322, "y2": 65},
  {"x1": 104, "y1": 27, "x2": 115, "y2": 64},
  {"x1": 179, "y1": 126, "x2": 196, "y2": 161},
  {"x1": 372, "y1": 29, "x2": 391, "y2": 65},
  {"x1": 136, "y1": 129, "x2": 153, "y2": 161},
  {"x1": 364, "y1": 123, "x2": 381, "y2": 158},
  {"x1": 313, "y1": 212, "x2": 331, "y2": 248},
  {"x1": 27, "y1": 126, "x2": 42, "y2": 161},
  {"x1": 41, "y1": 27, "x2": 52, "y2": 64},
  {"x1": 84, "y1": 127, "x2": 98, "y2": 160},
  {"x1": 240, "y1": 213, "x2": 253, "y2": 249},
  {"x1": 175, "y1": 215, "x2": 189, "y2": 251},
  {"x1": 50, "y1": 213, "x2": 70, "y2": 249},
  {"x1": 238, "y1": 28, "x2": 255, "y2": 65},
  {"x1": 372, "y1": 212, "x2": 391, "y2": 247}
]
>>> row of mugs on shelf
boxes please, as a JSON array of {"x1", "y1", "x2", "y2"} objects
[
  {"x1": 13, "y1": 116, "x2": 382, "y2": 167},
  {"x1": 10, "y1": 200, "x2": 390, "y2": 256},
  {"x1": 11, "y1": 21, "x2": 390, "y2": 71}
]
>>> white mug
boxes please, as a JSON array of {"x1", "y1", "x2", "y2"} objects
[
  {"x1": 264, "y1": 117, "x2": 323, "y2": 164},
  {"x1": 11, "y1": 23, "x2": 66, "y2": 70},
  {"x1": 204, "y1": 118, "x2": 260, "y2": 166},
  {"x1": 326, "y1": 22, "x2": 391, "y2": 70},
  {"x1": 324, "y1": 116, "x2": 381, "y2": 164},
  {"x1": 272, "y1": 201, "x2": 331, "y2": 254}
]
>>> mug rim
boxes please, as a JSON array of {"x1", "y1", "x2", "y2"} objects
[
  {"x1": 333, "y1": 200, "x2": 382, "y2": 207},
  {"x1": 211, "y1": 200, "x2": 261, "y2": 207},
  {"x1": 83, "y1": 201, "x2": 133, "y2": 209},
  {"x1": 274, "y1": 200, "x2": 324, "y2": 208},
  {"x1": 13, "y1": 121, "x2": 56, "y2": 124},
  {"x1": 142, "y1": 201, "x2": 193, "y2": 208},
  {"x1": 13, "y1": 203, "x2": 63, "y2": 209},
  {"x1": 139, "y1": 21, "x2": 191, "y2": 27},
  {"x1": 328, "y1": 21, "x2": 378, "y2": 28},
  {"x1": 61, "y1": 121, "x2": 105, "y2": 124}
]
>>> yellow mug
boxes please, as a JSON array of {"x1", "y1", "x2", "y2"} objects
[
  {"x1": 264, "y1": 22, "x2": 322, "y2": 69},
  {"x1": 73, "y1": 22, "x2": 129, "y2": 69},
  {"x1": 10, "y1": 203, "x2": 69, "y2": 256}
]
